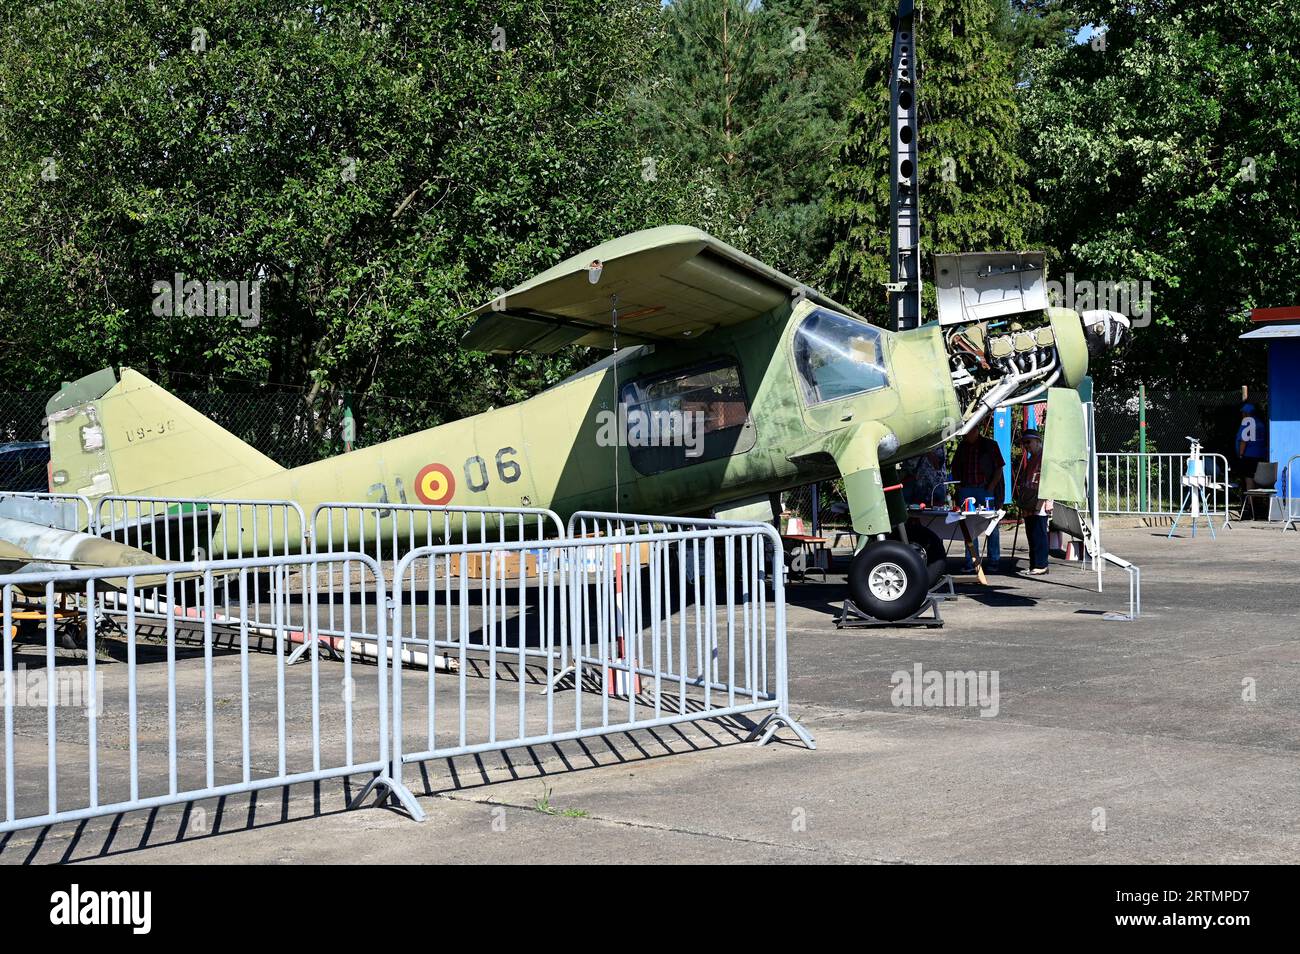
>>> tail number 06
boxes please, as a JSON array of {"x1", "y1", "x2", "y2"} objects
[{"x1": 464, "y1": 447, "x2": 521, "y2": 493}]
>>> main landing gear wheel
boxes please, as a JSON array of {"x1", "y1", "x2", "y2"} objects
[
  {"x1": 900, "y1": 523, "x2": 947, "y2": 588},
  {"x1": 847, "y1": 539, "x2": 930, "y2": 621}
]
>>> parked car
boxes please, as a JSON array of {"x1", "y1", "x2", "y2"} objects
[{"x1": 0, "y1": 441, "x2": 50, "y2": 492}]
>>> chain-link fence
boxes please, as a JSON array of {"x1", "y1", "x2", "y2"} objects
[
  {"x1": 1092, "y1": 388, "x2": 1252, "y2": 458},
  {"x1": 780, "y1": 481, "x2": 852, "y2": 538},
  {"x1": 0, "y1": 393, "x2": 51, "y2": 490},
  {"x1": 4, "y1": 383, "x2": 1261, "y2": 516},
  {"x1": 0, "y1": 388, "x2": 449, "y2": 491}
]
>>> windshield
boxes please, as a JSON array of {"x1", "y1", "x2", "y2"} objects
[{"x1": 793, "y1": 308, "x2": 889, "y2": 405}]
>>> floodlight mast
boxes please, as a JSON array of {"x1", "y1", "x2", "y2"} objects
[{"x1": 888, "y1": 0, "x2": 922, "y2": 331}]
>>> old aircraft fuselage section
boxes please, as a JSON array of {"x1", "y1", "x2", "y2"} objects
[
  {"x1": 46, "y1": 298, "x2": 1092, "y2": 553},
  {"x1": 196, "y1": 297, "x2": 963, "y2": 547}
]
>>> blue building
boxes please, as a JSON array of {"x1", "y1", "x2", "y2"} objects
[{"x1": 1240, "y1": 306, "x2": 1300, "y2": 499}]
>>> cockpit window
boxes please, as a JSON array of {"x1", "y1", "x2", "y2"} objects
[
  {"x1": 619, "y1": 359, "x2": 755, "y2": 475},
  {"x1": 793, "y1": 308, "x2": 889, "y2": 405}
]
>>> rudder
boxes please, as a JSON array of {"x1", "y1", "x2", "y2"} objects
[{"x1": 46, "y1": 368, "x2": 284, "y2": 501}]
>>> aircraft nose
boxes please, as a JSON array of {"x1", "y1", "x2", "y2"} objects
[{"x1": 1079, "y1": 309, "x2": 1130, "y2": 355}]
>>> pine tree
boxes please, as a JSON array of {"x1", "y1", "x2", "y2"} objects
[
  {"x1": 631, "y1": 0, "x2": 856, "y2": 278},
  {"x1": 824, "y1": 0, "x2": 1034, "y2": 322}
]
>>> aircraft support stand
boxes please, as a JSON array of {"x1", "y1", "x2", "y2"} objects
[
  {"x1": 1167, "y1": 483, "x2": 1217, "y2": 540},
  {"x1": 836, "y1": 575, "x2": 955, "y2": 630}
]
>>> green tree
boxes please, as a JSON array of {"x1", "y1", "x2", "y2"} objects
[
  {"x1": 1001, "y1": 1, "x2": 1083, "y2": 77},
  {"x1": 631, "y1": 0, "x2": 859, "y2": 280},
  {"x1": 1020, "y1": 0, "x2": 1300, "y2": 392},
  {"x1": 0, "y1": 0, "x2": 702, "y2": 440},
  {"x1": 824, "y1": 0, "x2": 1034, "y2": 321}
]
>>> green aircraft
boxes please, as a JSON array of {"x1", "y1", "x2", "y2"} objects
[{"x1": 43, "y1": 225, "x2": 1127, "y2": 620}]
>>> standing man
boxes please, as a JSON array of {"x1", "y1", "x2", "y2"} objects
[
  {"x1": 1016, "y1": 429, "x2": 1051, "y2": 575},
  {"x1": 1237, "y1": 403, "x2": 1264, "y2": 489},
  {"x1": 951, "y1": 425, "x2": 1005, "y2": 572}
]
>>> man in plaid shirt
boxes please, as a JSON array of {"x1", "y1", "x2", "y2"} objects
[{"x1": 951, "y1": 425, "x2": 1005, "y2": 572}]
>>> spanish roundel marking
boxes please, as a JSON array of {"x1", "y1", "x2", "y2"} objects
[{"x1": 414, "y1": 463, "x2": 455, "y2": 505}]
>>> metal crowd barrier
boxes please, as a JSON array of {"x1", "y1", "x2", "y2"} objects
[
  {"x1": 93, "y1": 495, "x2": 308, "y2": 634},
  {"x1": 0, "y1": 504, "x2": 812, "y2": 835},
  {"x1": 1, "y1": 552, "x2": 418, "y2": 835},
  {"x1": 95, "y1": 494, "x2": 308, "y2": 559},
  {"x1": 310, "y1": 501, "x2": 565, "y2": 554},
  {"x1": 306, "y1": 503, "x2": 566, "y2": 667},
  {"x1": 568, "y1": 510, "x2": 787, "y2": 598},
  {"x1": 568, "y1": 509, "x2": 777, "y2": 537},
  {"x1": 388, "y1": 523, "x2": 813, "y2": 790},
  {"x1": 1283, "y1": 455, "x2": 1300, "y2": 532},
  {"x1": 1096, "y1": 452, "x2": 1231, "y2": 527},
  {"x1": 0, "y1": 490, "x2": 95, "y2": 533}
]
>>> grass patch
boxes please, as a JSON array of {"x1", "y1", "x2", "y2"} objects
[{"x1": 534, "y1": 786, "x2": 589, "y2": 818}]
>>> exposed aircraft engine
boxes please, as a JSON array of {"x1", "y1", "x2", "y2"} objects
[
  {"x1": 932, "y1": 250, "x2": 1128, "y2": 437},
  {"x1": 941, "y1": 305, "x2": 1125, "y2": 439},
  {"x1": 943, "y1": 317, "x2": 1054, "y2": 423}
]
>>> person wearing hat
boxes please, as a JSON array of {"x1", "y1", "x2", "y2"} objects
[
  {"x1": 1015, "y1": 429, "x2": 1051, "y2": 574},
  {"x1": 1237, "y1": 403, "x2": 1264, "y2": 490}
]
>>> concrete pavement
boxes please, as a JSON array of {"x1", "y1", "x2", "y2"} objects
[{"x1": 2, "y1": 523, "x2": 1295, "y2": 864}]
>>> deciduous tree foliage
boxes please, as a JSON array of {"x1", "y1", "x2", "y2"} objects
[
  {"x1": 824, "y1": 0, "x2": 1034, "y2": 322},
  {"x1": 0, "y1": 0, "x2": 700, "y2": 434},
  {"x1": 1021, "y1": 0, "x2": 1300, "y2": 393},
  {"x1": 0, "y1": 0, "x2": 1294, "y2": 444}
]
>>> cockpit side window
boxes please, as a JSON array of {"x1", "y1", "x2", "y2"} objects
[
  {"x1": 793, "y1": 308, "x2": 889, "y2": 405},
  {"x1": 619, "y1": 359, "x2": 756, "y2": 475}
]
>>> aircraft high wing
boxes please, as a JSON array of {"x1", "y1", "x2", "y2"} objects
[
  {"x1": 461, "y1": 225, "x2": 854, "y2": 353},
  {"x1": 42, "y1": 225, "x2": 1126, "y2": 621}
]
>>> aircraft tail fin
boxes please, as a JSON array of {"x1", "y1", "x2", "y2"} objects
[{"x1": 46, "y1": 368, "x2": 284, "y2": 501}]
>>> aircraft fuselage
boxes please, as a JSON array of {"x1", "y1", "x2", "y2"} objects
[{"x1": 217, "y1": 297, "x2": 960, "y2": 545}]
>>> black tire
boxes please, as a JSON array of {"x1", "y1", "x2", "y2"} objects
[
  {"x1": 847, "y1": 539, "x2": 930, "y2": 621},
  {"x1": 904, "y1": 522, "x2": 948, "y2": 588}
]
